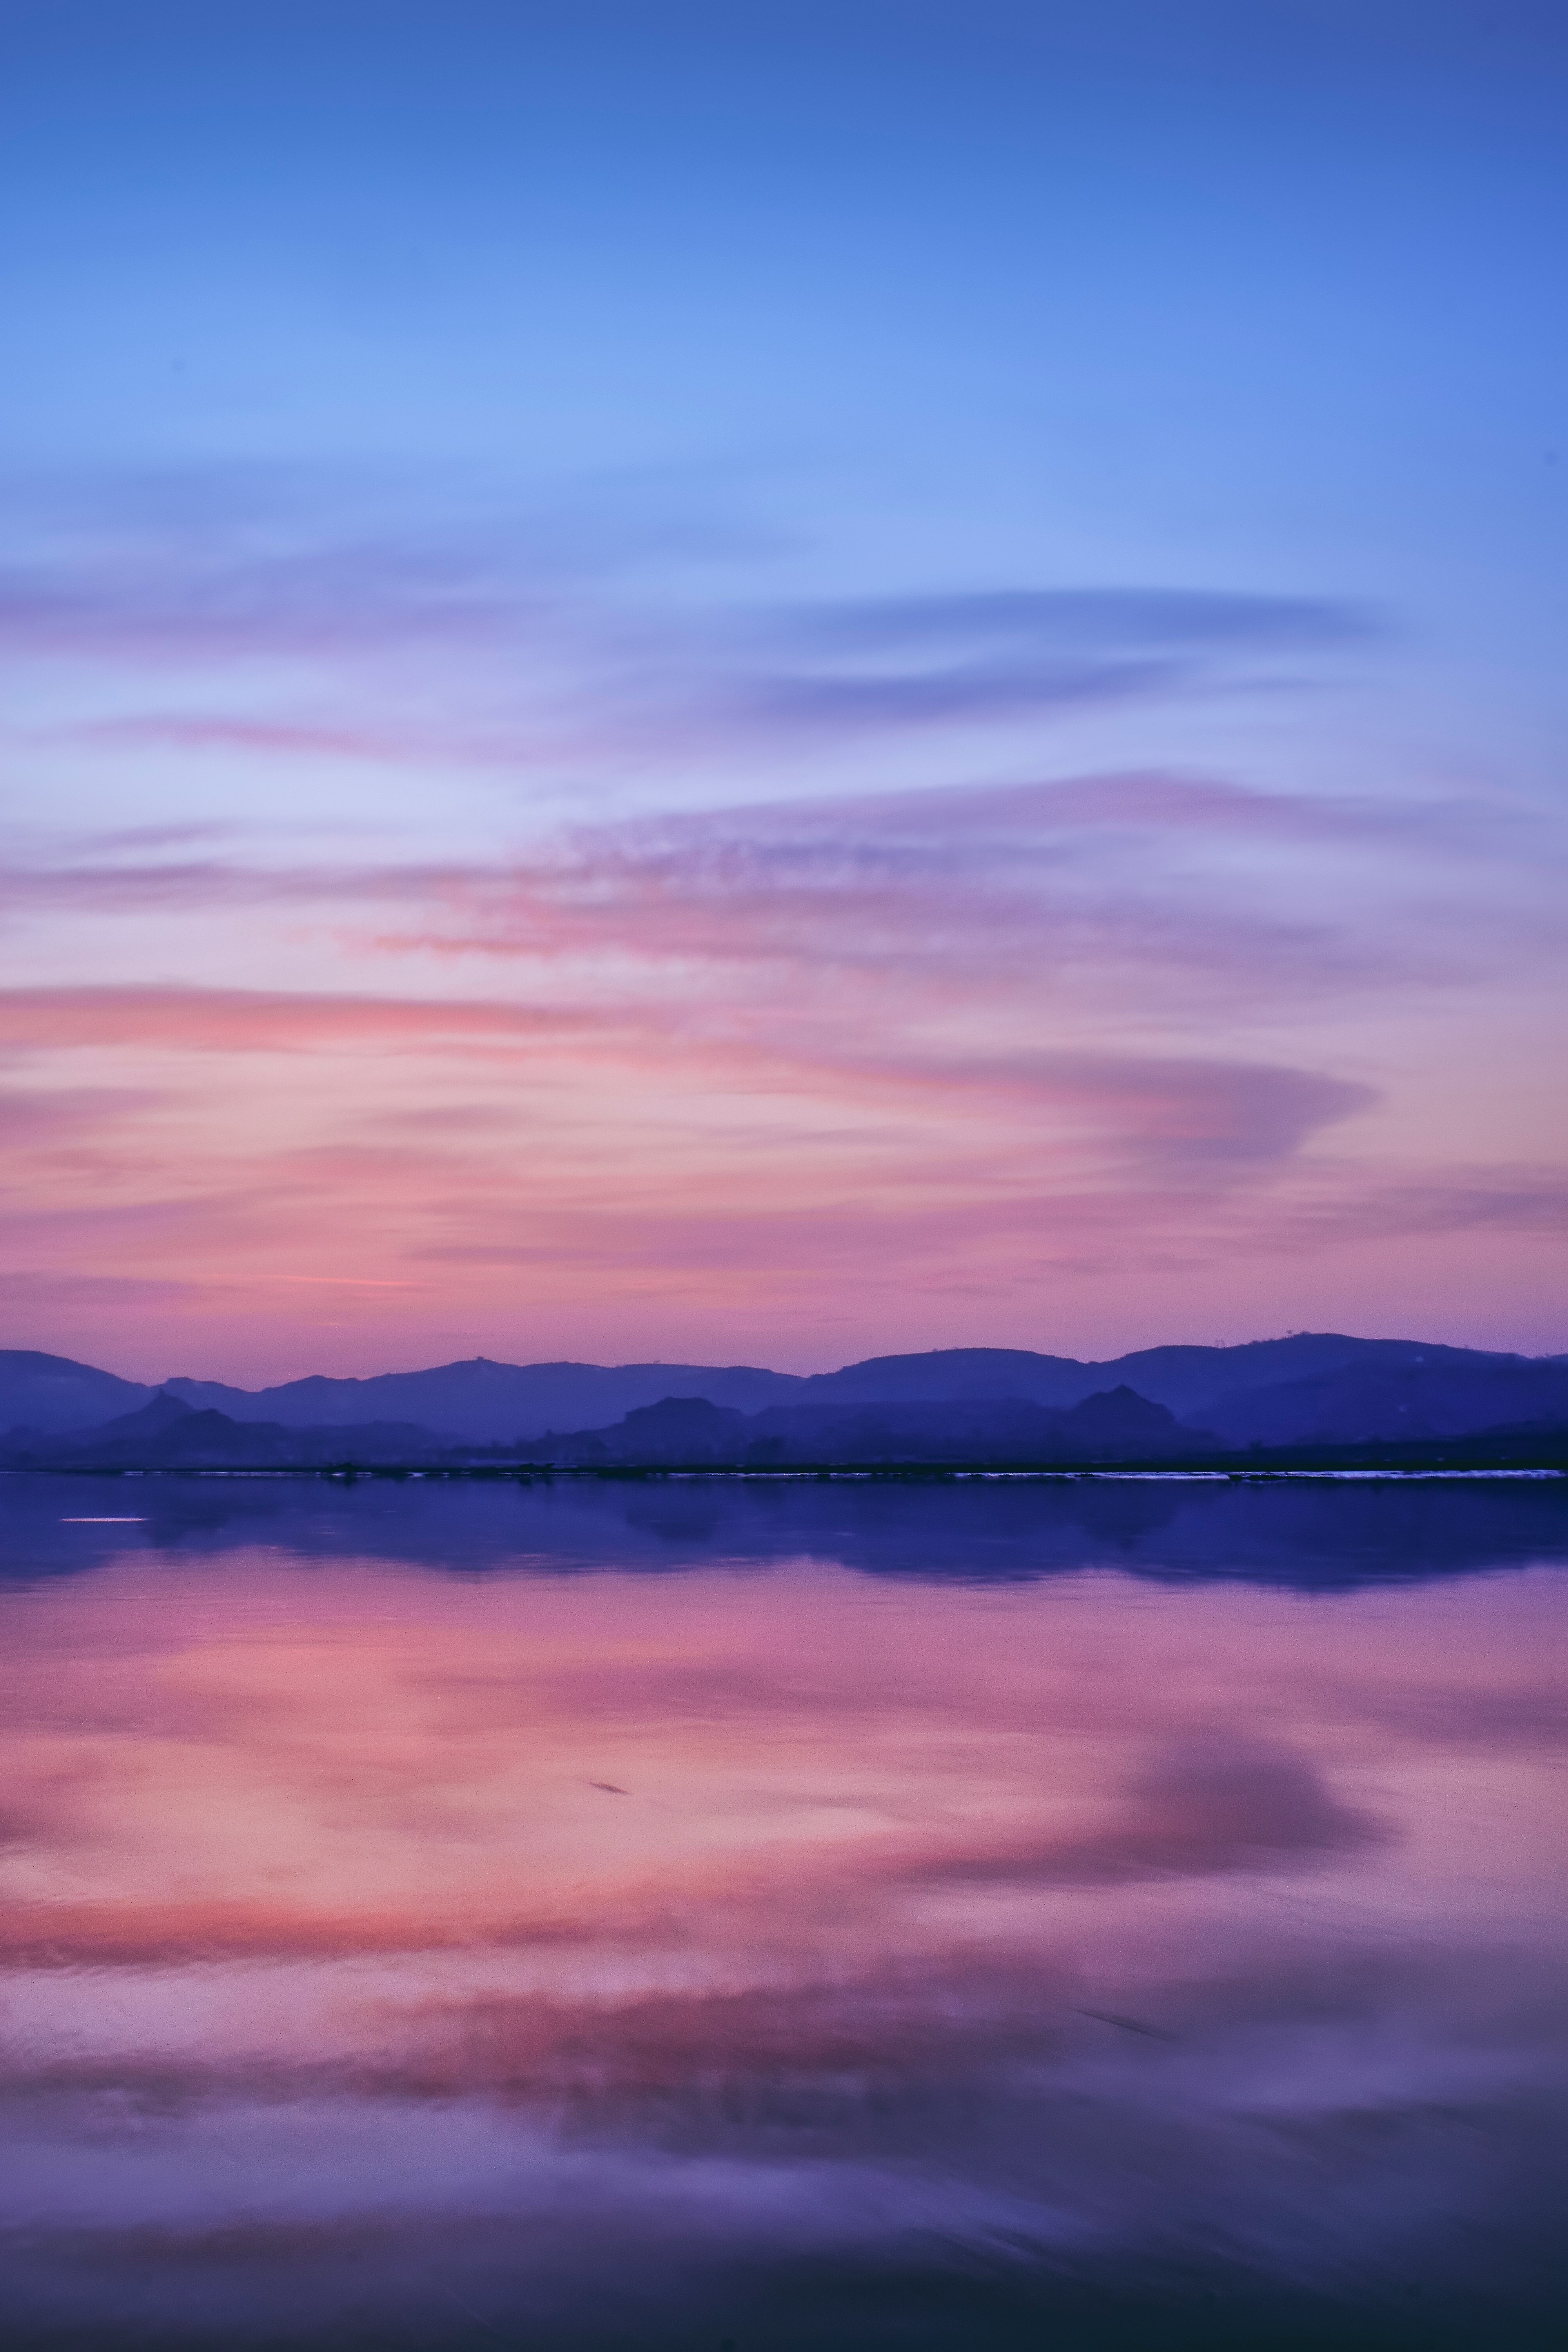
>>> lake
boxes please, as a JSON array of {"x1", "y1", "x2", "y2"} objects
[{"x1": 1, "y1": 1472, "x2": 1564, "y2": 2348}]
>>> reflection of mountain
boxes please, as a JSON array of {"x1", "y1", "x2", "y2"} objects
[
  {"x1": 7, "y1": 1469, "x2": 1566, "y2": 1593},
  {"x1": 9, "y1": 1327, "x2": 1568, "y2": 1449}
]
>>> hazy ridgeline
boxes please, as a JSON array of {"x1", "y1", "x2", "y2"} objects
[{"x1": 6, "y1": 1338, "x2": 1568, "y2": 1471}]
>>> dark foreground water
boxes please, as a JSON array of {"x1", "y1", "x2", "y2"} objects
[{"x1": 1, "y1": 1473, "x2": 1564, "y2": 2350}]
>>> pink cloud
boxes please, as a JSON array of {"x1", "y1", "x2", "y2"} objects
[
  {"x1": 1, "y1": 754, "x2": 1561, "y2": 1369},
  {"x1": 73, "y1": 715, "x2": 441, "y2": 763},
  {"x1": 6, "y1": 772, "x2": 1539, "y2": 1019},
  {"x1": 0, "y1": 985, "x2": 595, "y2": 1053},
  {"x1": 345, "y1": 773, "x2": 1528, "y2": 1009}
]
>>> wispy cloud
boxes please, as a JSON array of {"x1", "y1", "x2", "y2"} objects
[
  {"x1": 770, "y1": 588, "x2": 1374, "y2": 655},
  {"x1": 0, "y1": 486, "x2": 559, "y2": 660},
  {"x1": 0, "y1": 985, "x2": 597, "y2": 1053},
  {"x1": 7, "y1": 750, "x2": 1560, "y2": 1368},
  {"x1": 4, "y1": 770, "x2": 1542, "y2": 1016},
  {"x1": 0, "y1": 985, "x2": 1370, "y2": 1183},
  {"x1": 347, "y1": 771, "x2": 1517, "y2": 1009},
  {"x1": 735, "y1": 587, "x2": 1373, "y2": 732},
  {"x1": 1, "y1": 475, "x2": 1559, "y2": 1363},
  {"x1": 4, "y1": 474, "x2": 1377, "y2": 777}
]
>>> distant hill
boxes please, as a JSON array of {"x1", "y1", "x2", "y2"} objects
[
  {"x1": 160, "y1": 1357, "x2": 802, "y2": 1441},
  {"x1": 1201, "y1": 1358, "x2": 1568, "y2": 1446},
  {"x1": 5, "y1": 1392, "x2": 452, "y2": 1471},
  {"x1": 794, "y1": 1335, "x2": 1527, "y2": 1417},
  {"x1": 129, "y1": 1333, "x2": 1560, "y2": 1442},
  {"x1": 510, "y1": 1384, "x2": 1211, "y2": 1468},
  {"x1": 0, "y1": 1349, "x2": 153, "y2": 1437},
  {"x1": 1, "y1": 1333, "x2": 1564, "y2": 1466}
]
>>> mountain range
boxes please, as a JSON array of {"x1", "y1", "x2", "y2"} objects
[{"x1": 2, "y1": 1335, "x2": 1567, "y2": 1469}]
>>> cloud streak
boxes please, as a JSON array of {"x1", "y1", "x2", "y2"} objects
[
  {"x1": 0, "y1": 982, "x2": 1369, "y2": 1185},
  {"x1": 2, "y1": 477, "x2": 1561, "y2": 1369},
  {"x1": 736, "y1": 588, "x2": 1374, "y2": 731},
  {"x1": 3, "y1": 477, "x2": 1377, "y2": 776},
  {"x1": 0, "y1": 985, "x2": 594, "y2": 1054},
  {"x1": 3, "y1": 746, "x2": 1562, "y2": 1368}
]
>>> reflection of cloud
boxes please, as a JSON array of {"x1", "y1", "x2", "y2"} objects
[
  {"x1": 0, "y1": 1734, "x2": 1384, "y2": 1968},
  {"x1": 0, "y1": 1899, "x2": 584, "y2": 1968},
  {"x1": 0, "y1": 1555, "x2": 1561, "y2": 2339},
  {"x1": 899, "y1": 1735, "x2": 1385, "y2": 1889}
]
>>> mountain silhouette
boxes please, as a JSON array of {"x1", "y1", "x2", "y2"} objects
[
  {"x1": 2, "y1": 1335, "x2": 1565, "y2": 1468},
  {"x1": 514, "y1": 1388, "x2": 1214, "y2": 1468},
  {"x1": 7, "y1": 1393, "x2": 452, "y2": 1471}
]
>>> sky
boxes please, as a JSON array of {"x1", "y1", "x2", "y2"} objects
[{"x1": 2, "y1": 0, "x2": 1566, "y2": 1383}]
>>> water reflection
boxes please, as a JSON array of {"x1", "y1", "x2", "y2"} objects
[
  {"x1": 7, "y1": 1466, "x2": 1568, "y2": 1586},
  {"x1": 0, "y1": 1476, "x2": 1563, "y2": 2347}
]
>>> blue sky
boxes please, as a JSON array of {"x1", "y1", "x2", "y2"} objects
[{"x1": 2, "y1": 1, "x2": 1565, "y2": 1376}]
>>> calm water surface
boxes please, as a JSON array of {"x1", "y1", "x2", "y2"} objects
[{"x1": 1, "y1": 1475, "x2": 1564, "y2": 2349}]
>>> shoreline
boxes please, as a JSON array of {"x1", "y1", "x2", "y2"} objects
[{"x1": 5, "y1": 1462, "x2": 1565, "y2": 1484}]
